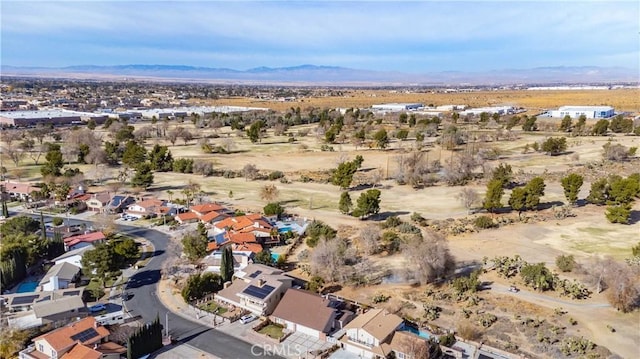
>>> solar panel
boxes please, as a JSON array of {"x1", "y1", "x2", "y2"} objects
[
  {"x1": 242, "y1": 284, "x2": 275, "y2": 299},
  {"x1": 70, "y1": 328, "x2": 99, "y2": 343},
  {"x1": 11, "y1": 295, "x2": 39, "y2": 305},
  {"x1": 248, "y1": 270, "x2": 262, "y2": 278},
  {"x1": 63, "y1": 290, "x2": 80, "y2": 296}
]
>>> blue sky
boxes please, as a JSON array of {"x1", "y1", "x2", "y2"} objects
[{"x1": 2, "y1": 1, "x2": 638, "y2": 72}]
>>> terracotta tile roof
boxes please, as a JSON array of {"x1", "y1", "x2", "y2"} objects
[
  {"x1": 95, "y1": 341, "x2": 126, "y2": 354},
  {"x1": 344, "y1": 309, "x2": 403, "y2": 342},
  {"x1": 214, "y1": 217, "x2": 237, "y2": 229},
  {"x1": 232, "y1": 242, "x2": 263, "y2": 254},
  {"x1": 271, "y1": 289, "x2": 335, "y2": 332},
  {"x1": 175, "y1": 212, "x2": 199, "y2": 222},
  {"x1": 60, "y1": 344, "x2": 102, "y2": 359},
  {"x1": 63, "y1": 232, "x2": 106, "y2": 247},
  {"x1": 190, "y1": 203, "x2": 225, "y2": 214},
  {"x1": 207, "y1": 241, "x2": 222, "y2": 252},
  {"x1": 200, "y1": 211, "x2": 225, "y2": 223},
  {"x1": 228, "y1": 232, "x2": 257, "y2": 244},
  {"x1": 34, "y1": 317, "x2": 109, "y2": 352}
]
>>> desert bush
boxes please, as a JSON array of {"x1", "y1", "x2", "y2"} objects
[
  {"x1": 397, "y1": 223, "x2": 421, "y2": 234},
  {"x1": 555, "y1": 255, "x2": 576, "y2": 272},
  {"x1": 456, "y1": 321, "x2": 481, "y2": 341},
  {"x1": 474, "y1": 216, "x2": 496, "y2": 229},
  {"x1": 268, "y1": 171, "x2": 284, "y2": 180},
  {"x1": 383, "y1": 216, "x2": 402, "y2": 228}
]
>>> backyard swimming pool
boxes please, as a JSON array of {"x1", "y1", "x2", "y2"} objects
[
  {"x1": 16, "y1": 281, "x2": 39, "y2": 293},
  {"x1": 400, "y1": 324, "x2": 433, "y2": 340},
  {"x1": 277, "y1": 226, "x2": 292, "y2": 233}
]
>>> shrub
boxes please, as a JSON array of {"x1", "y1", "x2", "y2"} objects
[
  {"x1": 320, "y1": 144, "x2": 335, "y2": 152},
  {"x1": 555, "y1": 255, "x2": 576, "y2": 272},
  {"x1": 439, "y1": 333, "x2": 456, "y2": 347},
  {"x1": 305, "y1": 221, "x2": 336, "y2": 248},
  {"x1": 52, "y1": 217, "x2": 64, "y2": 226},
  {"x1": 268, "y1": 171, "x2": 284, "y2": 181},
  {"x1": 397, "y1": 223, "x2": 421, "y2": 234},
  {"x1": 383, "y1": 216, "x2": 402, "y2": 228},
  {"x1": 474, "y1": 216, "x2": 496, "y2": 229}
]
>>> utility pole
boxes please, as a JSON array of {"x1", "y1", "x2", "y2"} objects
[{"x1": 165, "y1": 312, "x2": 170, "y2": 337}]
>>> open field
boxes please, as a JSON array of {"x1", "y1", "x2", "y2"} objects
[
  {"x1": 197, "y1": 88, "x2": 640, "y2": 113},
  {"x1": 3, "y1": 89, "x2": 639, "y2": 358}
]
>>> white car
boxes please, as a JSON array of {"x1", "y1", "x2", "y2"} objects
[{"x1": 239, "y1": 314, "x2": 257, "y2": 324}]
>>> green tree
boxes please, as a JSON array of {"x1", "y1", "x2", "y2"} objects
[
  {"x1": 264, "y1": 202, "x2": 284, "y2": 217},
  {"x1": 491, "y1": 163, "x2": 513, "y2": 188},
  {"x1": 609, "y1": 115, "x2": 633, "y2": 133},
  {"x1": 396, "y1": 129, "x2": 409, "y2": 141},
  {"x1": 541, "y1": 137, "x2": 567, "y2": 155},
  {"x1": 559, "y1": 115, "x2": 572, "y2": 132},
  {"x1": 86, "y1": 118, "x2": 97, "y2": 130},
  {"x1": 338, "y1": 191, "x2": 352, "y2": 214},
  {"x1": 508, "y1": 187, "x2": 527, "y2": 217},
  {"x1": 575, "y1": 114, "x2": 587, "y2": 133},
  {"x1": 352, "y1": 189, "x2": 381, "y2": 219},
  {"x1": 520, "y1": 263, "x2": 554, "y2": 291},
  {"x1": 591, "y1": 119, "x2": 609, "y2": 135},
  {"x1": 181, "y1": 232, "x2": 207, "y2": 262},
  {"x1": 483, "y1": 179, "x2": 504, "y2": 213},
  {"x1": 255, "y1": 249, "x2": 273, "y2": 265},
  {"x1": 181, "y1": 272, "x2": 223, "y2": 302},
  {"x1": 115, "y1": 125, "x2": 135, "y2": 142},
  {"x1": 246, "y1": 120, "x2": 264, "y2": 143},
  {"x1": 131, "y1": 163, "x2": 154, "y2": 189},
  {"x1": 1, "y1": 216, "x2": 40, "y2": 236},
  {"x1": 306, "y1": 275, "x2": 325, "y2": 293},
  {"x1": 373, "y1": 129, "x2": 389, "y2": 149},
  {"x1": 587, "y1": 178, "x2": 609, "y2": 205},
  {"x1": 608, "y1": 176, "x2": 639, "y2": 205},
  {"x1": 522, "y1": 116, "x2": 538, "y2": 131},
  {"x1": 81, "y1": 243, "x2": 115, "y2": 283},
  {"x1": 148, "y1": 144, "x2": 173, "y2": 172},
  {"x1": 305, "y1": 221, "x2": 337, "y2": 248},
  {"x1": 41, "y1": 143, "x2": 64, "y2": 177},
  {"x1": 331, "y1": 158, "x2": 361, "y2": 189},
  {"x1": 113, "y1": 238, "x2": 140, "y2": 264},
  {"x1": 561, "y1": 173, "x2": 584, "y2": 205},
  {"x1": 122, "y1": 141, "x2": 147, "y2": 168},
  {"x1": 605, "y1": 205, "x2": 631, "y2": 224},
  {"x1": 523, "y1": 177, "x2": 546, "y2": 210},
  {"x1": 220, "y1": 246, "x2": 234, "y2": 282}
]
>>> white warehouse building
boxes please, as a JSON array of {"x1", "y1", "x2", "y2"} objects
[
  {"x1": 547, "y1": 106, "x2": 615, "y2": 119},
  {"x1": 371, "y1": 103, "x2": 423, "y2": 111}
]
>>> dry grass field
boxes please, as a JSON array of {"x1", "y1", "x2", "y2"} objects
[
  {"x1": 3, "y1": 89, "x2": 640, "y2": 357},
  {"x1": 197, "y1": 88, "x2": 640, "y2": 113}
]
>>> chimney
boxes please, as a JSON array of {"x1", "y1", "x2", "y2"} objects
[
  {"x1": 51, "y1": 276, "x2": 60, "y2": 291},
  {"x1": 258, "y1": 279, "x2": 266, "y2": 287}
]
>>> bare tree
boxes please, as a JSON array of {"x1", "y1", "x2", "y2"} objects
[
  {"x1": 86, "y1": 147, "x2": 107, "y2": 168},
  {"x1": 167, "y1": 127, "x2": 183, "y2": 145},
  {"x1": 310, "y1": 238, "x2": 354, "y2": 283},
  {"x1": 210, "y1": 118, "x2": 223, "y2": 132},
  {"x1": 402, "y1": 231, "x2": 456, "y2": 284},
  {"x1": 396, "y1": 333, "x2": 432, "y2": 359},
  {"x1": 29, "y1": 143, "x2": 45, "y2": 165},
  {"x1": 457, "y1": 187, "x2": 479, "y2": 213},
  {"x1": 2, "y1": 146, "x2": 24, "y2": 167},
  {"x1": 260, "y1": 184, "x2": 280, "y2": 202},
  {"x1": 193, "y1": 160, "x2": 214, "y2": 177},
  {"x1": 358, "y1": 224, "x2": 381, "y2": 255},
  {"x1": 221, "y1": 137, "x2": 236, "y2": 153},
  {"x1": 242, "y1": 163, "x2": 259, "y2": 181},
  {"x1": 181, "y1": 129, "x2": 194, "y2": 145},
  {"x1": 394, "y1": 151, "x2": 438, "y2": 188},
  {"x1": 1, "y1": 131, "x2": 22, "y2": 147}
]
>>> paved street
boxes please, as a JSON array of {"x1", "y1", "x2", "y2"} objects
[{"x1": 8, "y1": 209, "x2": 284, "y2": 359}]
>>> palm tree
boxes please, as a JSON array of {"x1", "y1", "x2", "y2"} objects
[{"x1": 167, "y1": 190, "x2": 173, "y2": 201}]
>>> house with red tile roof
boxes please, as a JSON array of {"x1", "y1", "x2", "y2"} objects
[
  {"x1": 190, "y1": 203, "x2": 226, "y2": 216},
  {"x1": 175, "y1": 211, "x2": 199, "y2": 224},
  {"x1": 19, "y1": 316, "x2": 125, "y2": 359},
  {"x1": 63, "y1": 231, "x2": 106, "y2": 251},
  {"x1": 126, "y1": 198, "x2": 167, "y2": 218},
  {"x1": 200, "y1": 210, "x2": 228, "y2": 224}
]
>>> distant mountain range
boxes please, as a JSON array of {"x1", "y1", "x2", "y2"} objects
[{"x1": 1, "y1": 64, "x2": 637, "y2": 86}]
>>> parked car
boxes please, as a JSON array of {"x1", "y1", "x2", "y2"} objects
[
  {"x1": 239, "y1": 314, "x2": 257, "y2": 324},
  {"x1": 508, "y1": 285, "x2": 520, "y2": 293}
]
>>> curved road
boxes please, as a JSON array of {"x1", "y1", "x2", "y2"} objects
[{"x1": 12, "y1": 211, "x2": 281, "y2": 359}]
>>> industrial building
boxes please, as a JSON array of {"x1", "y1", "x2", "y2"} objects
[
  {"x1": 0, "y1": 110, "x2": 108, "y2": 127},
  {"x1": 460, "y1": 106, "x2": 516, "y2": 116},
  {"x1": 546, "y1": 106, "x2": 615, "y2": 119},
  {"x1": 371, "y1": 103, "x2": 423, "y2": 112}
]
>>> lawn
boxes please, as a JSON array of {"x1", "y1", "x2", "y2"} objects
[
  {"x1": 199, "y1": 301, "x2": 228, "y2": 315},
  {"x1": 258, "y1": 323, "x2": 285, "y2": 340}
]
